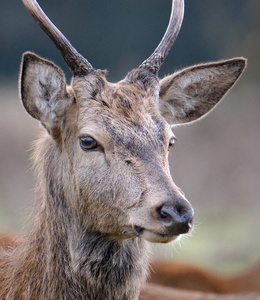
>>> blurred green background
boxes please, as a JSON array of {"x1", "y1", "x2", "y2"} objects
[{"x1": 0, "y1": 0, "x2": 259, "y2": 275}]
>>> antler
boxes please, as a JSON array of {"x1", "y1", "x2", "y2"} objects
[
  {"x1": 139, "y1": 0, "x2": 185, "y2": 74},
  {"x1": 22, "y1": 0, "x2": 93, "y2": 75},
  {"x1": 23, "y1": 0, "x2": 184, "y2": 76}
]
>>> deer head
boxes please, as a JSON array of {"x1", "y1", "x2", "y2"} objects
[{"x1": 20, "y1": 0, "x2": 246, "y2": 244}]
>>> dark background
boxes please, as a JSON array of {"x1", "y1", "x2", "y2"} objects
[{"x1": 0, "y1": 0, "x2": 259, "y2": 274}]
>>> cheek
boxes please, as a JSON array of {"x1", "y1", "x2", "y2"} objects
[
  {"x1": 76, "y1": 155, "x2": 143, "y2": 208},
  {"x1": 74, "y1": 156, "x2": 144, "y2": 233},
  {"x1": 116, "y1": 171, "x2": 143, "y2": 208},
  {"x1": 76, "y1": 155, "x2": 111, "y2": 199}
]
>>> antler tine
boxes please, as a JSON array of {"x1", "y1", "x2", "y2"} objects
[
  {"x1": 22, "y1": 0, "x2": 93, "y2": 75},
  {"x1": 139, "y1": 0, "x2": 184, "y2": 75}
]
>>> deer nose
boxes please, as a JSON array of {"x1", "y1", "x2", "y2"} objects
[{"x1": 157, "y1": 204, "x2": 194, "y2": 235}]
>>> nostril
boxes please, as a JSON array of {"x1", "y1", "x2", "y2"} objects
[
  {"x1": 160, "y1": 211, "x2": 172, "y2": 225},
  {"x1": 158, "y1": 206, "x2": 178, "y2": 226}
]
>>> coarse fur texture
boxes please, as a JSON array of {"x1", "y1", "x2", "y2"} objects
[
  {"x1": 2, "y1": 235, "x2": 260, "y2": 299},
  {"x1": 159, "y1": 58, "x2": 246, "y2": 124},
  {"x1": 0, "y1": 52, "x2": 246, "y2": 299}
]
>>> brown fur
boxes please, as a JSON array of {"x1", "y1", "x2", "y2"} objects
[
  {"x1": 0, "y1": 53, "x2": 246, "y2": 299},
  {"x1": 2, "y1": 235, "x2": 260, "y2": 299},
  {"x1": 0, "y1": 5, "x2": 248, "y2": 296}
]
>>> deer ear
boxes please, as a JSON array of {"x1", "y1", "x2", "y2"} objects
[
  {"x1": 159, "y1": 58, "x2": 246, "y2": 125},
  {"x1": 20, "y1": 52, "x2": 73, "y2": 129}
]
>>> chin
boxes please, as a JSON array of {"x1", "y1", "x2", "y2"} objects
[{"x1": 141, "y1": 230, "x2": 179, "y2": 244}]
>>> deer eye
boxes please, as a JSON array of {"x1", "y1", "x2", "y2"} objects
[
  {"x1": 168, "y1": 137, "x2": 176, "y2": 151},
  {"x1": 79, "y1": 136, "x2": 98, "y2": 150}
]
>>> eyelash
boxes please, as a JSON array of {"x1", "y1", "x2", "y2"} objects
[{"x1": 79, "y1": 136, "x2": 98, "y2": 151}]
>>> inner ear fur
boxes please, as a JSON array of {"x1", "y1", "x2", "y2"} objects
[
  {"x1": 20, "y1": 52, "x2": 73, "y2": 132},
  {"x1": 159, "y1": 58, "x2": 247, "y2": 125}
]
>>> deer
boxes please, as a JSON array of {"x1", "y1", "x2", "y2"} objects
[{"x1": 0, "y1": 0, "x2": 246, "y2": 299}]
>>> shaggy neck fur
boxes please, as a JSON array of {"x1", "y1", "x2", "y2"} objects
[{"x1": 0, "y1": 134, "x2": 149, "y2": 300}]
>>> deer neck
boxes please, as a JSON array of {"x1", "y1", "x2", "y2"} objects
[
  {"x1": 25, "y1": 211, "x2": 149, "y2": 299},
  {"x1": 40, "y1": 182, "x2": 149, "y2": 299}
]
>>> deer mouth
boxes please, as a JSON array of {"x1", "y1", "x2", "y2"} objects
[
  {"x1": 131, "y1": 208, "x2": 193, "y2": 243},
  {"x1": 133, "y1": 225, "x2": 180, "y2": 243}
]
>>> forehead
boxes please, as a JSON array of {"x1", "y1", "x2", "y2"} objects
[{"x1": 73, "y1": 71, "x2": 171, "y2": 153}]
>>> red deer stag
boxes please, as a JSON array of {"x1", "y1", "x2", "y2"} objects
[{"x1": 0, "y1": 0, "x2": 246, "y2": 299}]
